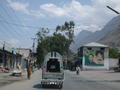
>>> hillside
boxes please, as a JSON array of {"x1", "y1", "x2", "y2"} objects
[
  {"x1": 70, "y1": 15, "x2": 120, "y2": 52},
  {"x1": 70, "y1": 30, "x2": 93, "y2": 52}
]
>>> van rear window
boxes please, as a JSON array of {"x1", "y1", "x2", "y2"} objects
[{"x1": 47, "y1": 59, "x2": 60, "y2": 72}]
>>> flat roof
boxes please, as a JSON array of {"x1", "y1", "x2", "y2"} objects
[{"x1": 82, "y1": 42, "x2": 108, "y2": 48}]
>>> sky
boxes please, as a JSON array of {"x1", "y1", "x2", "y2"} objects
[{"x1": 0, "y1": 0, "x2": 120, "y2": 49}]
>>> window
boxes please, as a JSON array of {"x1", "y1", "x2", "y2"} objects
[
  {"x1": 88, "y1": 48, "x2": 92, "y2": 50},
  {"x1": 47, "y1": 59, "x2": 60, "y2": 72}
]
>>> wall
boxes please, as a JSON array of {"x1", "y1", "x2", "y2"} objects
[
  {"x1": 82, "y1": 47, "x2": 109, "y2": 70},
  {"x1": 109, "y1": 58, "x2": 118, "y2": 69}
]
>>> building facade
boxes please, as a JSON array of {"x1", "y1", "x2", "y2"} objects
[
  {"x1": 0, "y1": 41, "x2": 22, "y2": 71},
  {"x1": 78, "y1": 42, "x2": 109, "y2": 70},
  {"x1": 16, "y1": 48, "x2": 32, "y2": 68}
]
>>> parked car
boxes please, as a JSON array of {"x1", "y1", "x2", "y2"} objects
[
  {"x1": 12, "y1": 69, "x2": 22, "y2": 76},
  {"x1": 0, "y1": 66, "x2": 4, "y2": 71},
  {"x1": 12, "y1": 64, "x2": 22, "y2": 76}
]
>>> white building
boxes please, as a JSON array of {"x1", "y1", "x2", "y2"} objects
[
  {"x1": 16, "y1": 48, "x2": 32, "y2": 68},
  {"x1": 16, "y1": 48, "x2": 32, "y2": 60},
  {"x1": 78, "y1": 42, "x2": 109, "y2": 70}
]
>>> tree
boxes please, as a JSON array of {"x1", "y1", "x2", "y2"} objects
[
  {"x1": 36, "y1": 28, "x2": 49, "y2": 66},
  {"x1": 36, "y1": 21, "x2": 75, "y2": 66},
  {"x1": 36, "y1": 33, "x2": 70, "y2": 65},
  {"x1": 56, "y1": 21, "x2": 75, "y2": 57},
  {"x1": 36, "y1": 28, "x2": 49, "y2": 42},
  {"x1": 109, "y1": 48, "x2": 119, "y2": 58},
  {"x1": 56, "y1": 21, "x2": 75, "y2": 42}
]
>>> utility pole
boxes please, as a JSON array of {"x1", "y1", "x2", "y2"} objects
[
  {"x1": 31, "y1": 38, "x2": 37, "y2": 53},
  {"x1": 107, "y1": 6, "x2": 120, "y2": 14},
  {"x1": 31, "y1": 37, "x2": 37, "y2": 65},
  {"x1": 3, "y1": 41, "x2": 6, "y2": 67}
]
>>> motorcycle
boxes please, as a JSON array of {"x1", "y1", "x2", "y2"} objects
[{"x1": 76, "y1": 70, "x2": 79, "y2": 75}]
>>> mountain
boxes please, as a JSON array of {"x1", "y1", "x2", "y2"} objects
[
  {"x1": 98, "y1": 16, "x2": 120, "y2": 47},
  {"x1": 98, "y1": 28, "x2": 120, "y2": 47},
  {"x1": 98, "y1": 15, "x2": 120, "y2": 47},
  {"x1": 70, "y1": 15, "x2": 120, "y2": 52},
  {"x1": 70, "y1": 30, "x2": 93, "y2": 52}
]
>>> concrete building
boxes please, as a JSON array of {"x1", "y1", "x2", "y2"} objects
[
  {"x1": 78, "y1": 42, "x2": 109, "y2": 70},
  {"x1": 16, "y1": 48, "x2": 32, "y2": 60},
  {"x1": 16, "y1": 48, "x2": 32, "y2": 68},
  {"x1": 0, "y1": 41, "x2": 22, "y2": 71}
]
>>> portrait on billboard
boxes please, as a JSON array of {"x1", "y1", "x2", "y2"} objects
[{"x1": 84, "y1": 49, "x2": 104, "y2": 66}]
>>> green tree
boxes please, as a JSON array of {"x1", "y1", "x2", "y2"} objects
[
  {"x1": 56, "y1": 21, "x2": 75, "y2": 42},
  {"x1": 36, "y1": 28, "x2": 49, "y2": 66},
  {"x1": 56, "y1": 21, "x2": 75, "y2": 57},
  {"x1": 36, "y1": 21, "x2": 75, "y2": 66},
  {"x1": 36, "y1": 28, "x2": 49, "y2": 42},
  {"x1": 109, "y1": 48, "x2": 119, "y2": 58},
  {"x1": 36, "y1": 33, "x2": 70, "y2": 65}
]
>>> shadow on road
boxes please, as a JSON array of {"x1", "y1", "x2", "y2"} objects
[
  {"x1": 33, "y1": 84, "x2": 41, "y2": 89},
  {"x1": 71, "y1": 76, "x2": 120, "y2": 83},
  {"x1": 74, "y1": 79, "x2": 120, "y2": 83},
  {"x1": 33, "y1": 84, "x2": 62, "y2": 89},
  {"x1": 105, "y1": 71, "x2": 120, "y2": 73}
]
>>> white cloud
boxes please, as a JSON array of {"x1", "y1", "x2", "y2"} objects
[
  {"x1": 7, "y1": 0, "x2": 120, "y2": 33},
  {"x1": 63, "y1": 0, "x2": 119, "y2": 25},
  {"x1": 78, "y1": 25, "x2": 101, "y2": 31},
  {"x1": 7, "y1": 0, "x2": 44, "y2": 17},
  {"x1": 64, "y1": 0, "x2": 95, "y2": 18},
  {"x1": 40, "y1": 3, "x2": 66, "y2": 16},
  {"x1": 40, "y1": 0, "x2": 119, "y2": 31},
  {"x1": 29, "y1": 10, "x2": 45, "y2": 17},
  {"x1": 74, "y1": 24, "x2": 101, "y2": 35},
  {"x1": 7, "y1": 0, "x2": 29, "y2": 14}
]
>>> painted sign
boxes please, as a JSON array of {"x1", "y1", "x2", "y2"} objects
[{"x1": 84, "y1": 49, "x2": 104, "y2": 66}]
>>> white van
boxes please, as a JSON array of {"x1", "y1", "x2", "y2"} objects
[{"x1": 41, "y1": 52, "x2": 64, "y2": 88}]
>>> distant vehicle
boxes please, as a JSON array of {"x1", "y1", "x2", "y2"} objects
[
  {"x1": 41, "y1": 52, "x2": 64, "y2": 88},
  {"x1": 12, "y1": 69, "x2": 22, "y2": 76},
  {"x1": 0, "y1": 65, "x2": 4, "y2": 71},
  {"x1": 12, "y1": 64, "x2": 22, "y2": 76}
]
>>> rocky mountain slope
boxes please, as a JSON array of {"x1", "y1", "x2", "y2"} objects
[{"x1": 70, "y1": 15, "x2": 120, "y2": 52}]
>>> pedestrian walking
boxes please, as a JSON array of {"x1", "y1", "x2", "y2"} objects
[
  {"x1": 27, "y1": 63, "x2": 32, "y2": 79},
  {"x1": 17, "y1": 64, "x2": 21, "y2": 70}
]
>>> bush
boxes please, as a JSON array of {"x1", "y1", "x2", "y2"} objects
[{"x1": 109, "y1": 48, "x2": 119, "y2": 58}]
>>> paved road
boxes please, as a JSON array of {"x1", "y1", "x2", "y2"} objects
[
  {"x1": 0, "y1": 71, "x2": 27, "y2": 87},
  {"x1": 0, "y1": 70, "x2": 120, "y2": 90}
]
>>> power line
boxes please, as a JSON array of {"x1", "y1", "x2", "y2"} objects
[
  {"x1": 0, "y1": 0, "x2": 32, "y2": 43},
  {"x1": 4, "y1": 0, "x2": 33, "y2": 37},
  {"x1": 0, "y1": 19, "x2": 41, "y2": 29},
  {"x1": 0, "y1": 0, "x2": 39, "y2": 48},
  {"x1": 0, "y1": 14, "x2": 22, "y2": 39},
  {"x1": 5, "y1": 1, "x2": 36, "y2": 39},
  {"x1": 0, "y1": 6, "x2": 22, "y2": 39},
  {"x1": 0, "y1": 19, "x2": 58, "y2": 31},
  {"x1": 0, "y1": 1, "x2": 26, "y2": 38}
]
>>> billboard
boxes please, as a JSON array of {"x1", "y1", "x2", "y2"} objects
[{"x1": 84, "y1": 49, "x2": 104, "y2": 66}]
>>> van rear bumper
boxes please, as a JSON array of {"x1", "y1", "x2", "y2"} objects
[{"x1": 41, "y1": 79, "x2": 63, "y2": 85}]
